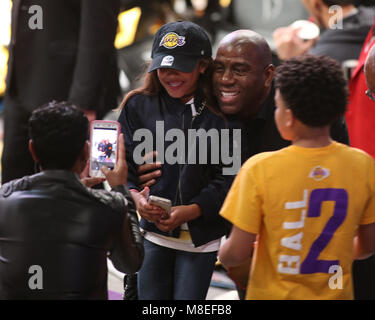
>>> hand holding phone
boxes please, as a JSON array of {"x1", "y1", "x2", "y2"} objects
[
  {"x1": 148, "y1": 195, "x2": 171, "y2": 217},
  {"x1": 89, "y1": 120, "x2": 120, "y2": 178},
  {"x1": 101, "y1": 133, "x2": 128, "y2": 188},
  {"x1": 131, "y1": 187, "x2": 165, "y2": 222}
]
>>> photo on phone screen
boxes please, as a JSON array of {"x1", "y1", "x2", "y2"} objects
[{"x1": 89, "y1": 121, "x2": 120, "y2": 177}]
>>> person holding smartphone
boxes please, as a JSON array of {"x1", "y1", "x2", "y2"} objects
[
  {"x1": 118, "y1": 21, "x2": 234, "y2": 300},
  {"x1": 0, "y1": 101, "x2": 144, "y2": 299}
]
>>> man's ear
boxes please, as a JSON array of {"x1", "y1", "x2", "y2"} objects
[
  {"x1": 82, "y1": 141, "x2": 90, "y2": 163},
  {"x1": 312, "y1": 0, "x2": 325, "y2": 16},
  {"x1": 76, "y1": 141, "x2": 90, "y2": 174},
  {"x1": 28, "y1": 140, "x2": 39, "y2": 162},
  {"x1": 313, "y1": 0, "x2": 322, "y2": 9},
  {"x1": 285, "y1": 108, "x2": 295, "y2": 128},
  {"x1": 264, "y1": 64, "x2": 275, "y2": 89}
]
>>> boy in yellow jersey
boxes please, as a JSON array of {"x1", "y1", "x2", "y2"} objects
[{"x1": 218, "y1": 54, "x2": 375, "y2": 300}]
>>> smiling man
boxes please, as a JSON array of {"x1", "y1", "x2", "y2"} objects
[
  {"x1": 212, "y1": 29, "x2": 349, "y2": 163},
  {"x1": 212, "y1": 30, "x2": 274, "y2": 119}
]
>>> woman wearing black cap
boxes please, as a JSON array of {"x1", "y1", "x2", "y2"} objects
[{"x1": 118, "y1": 21, "x2": 235, "y2": 300}]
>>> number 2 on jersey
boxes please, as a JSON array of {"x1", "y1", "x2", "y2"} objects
[{"x1": 300, "y1": 188, "x2": 348, "y2": 274}]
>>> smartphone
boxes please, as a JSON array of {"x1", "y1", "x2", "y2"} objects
[
  {"x1": 89, "y1": 120, "x2": 120, "y2": 178},
  {"x1": 148, "y1": 195, "x2": 172, "y2": 216}
]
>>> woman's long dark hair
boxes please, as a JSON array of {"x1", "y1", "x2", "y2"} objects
[{"x1": 120, "y1": 57, "x2": 222, "y2": 117}]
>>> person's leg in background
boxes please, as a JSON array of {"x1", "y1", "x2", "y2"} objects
[
  {"x1": 1, "y1": 95, "x2": 35, "y2": 184},
  {"x1": 353, "y1": 254, "x2": 375, "y2": 300},
  {"x1": 137, "y1": 238, "x2": 175, "y2": 300},
  {"x1": 174, "y1": 250, "x2": 217, "y2": 300}
]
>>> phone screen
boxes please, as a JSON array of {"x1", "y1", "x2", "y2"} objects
[{"x1": 90, "y1": 125, "x2": 118, "y2": 175}]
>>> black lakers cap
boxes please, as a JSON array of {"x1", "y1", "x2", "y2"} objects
[{"x1": 148, "y1": 21, "x2": 212, "y2": 73}]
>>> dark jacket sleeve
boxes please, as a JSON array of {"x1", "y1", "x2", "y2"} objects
[
  {"x1": 109, "y1": 185, "x2": 144, "y2": 274},
  {"x1": 188, "y1": 164, "x2": 234, "y2": 224},
  {"x1": 186, "y1": 161, "x2": 234, "y2": 245},
  {"x1": 186, "y1": 127, "x2": 238, "y2": 224},
  {"x1": 68, "y1": 0, "x2": 120, "y2": 111}
]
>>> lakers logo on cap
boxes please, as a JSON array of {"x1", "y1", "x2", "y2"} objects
[{"x1": 160, "y1": 32, "x2": 186, "y2": 49}]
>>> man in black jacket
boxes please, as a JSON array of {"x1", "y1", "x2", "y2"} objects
[
  {"x1": 0, "y1": 101, "x2": 144, "y2": 300},
  {"x1": 2, "y1": 0, "x2": 121, "y2": 184}
]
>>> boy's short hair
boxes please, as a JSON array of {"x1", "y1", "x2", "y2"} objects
[
  {"x1": 29, "y1": 101, "x2": 88, "y2": 170},
  {"x1": 274, "y1": 55, "x2": 348, "y2": 127}
]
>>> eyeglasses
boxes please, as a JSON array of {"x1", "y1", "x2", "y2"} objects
[{"x1": 366, "y1": 89, "x2": 375, "y2": 101}]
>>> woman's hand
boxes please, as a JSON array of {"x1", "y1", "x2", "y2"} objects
[
  {"x1": 131, "y1": 187, "x2": 165, "y2": 222},
  {"x1": 155, "y1": 204, "x2": 201, "y2": 232}
]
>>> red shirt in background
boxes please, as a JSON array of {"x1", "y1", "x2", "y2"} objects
[{"x1": 346, "y1": 23, "x2": 375, "y2": 158}]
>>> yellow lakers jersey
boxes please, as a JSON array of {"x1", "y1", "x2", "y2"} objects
[{"x1": 220, "y1": 142, "x2": 375, "y2": 300}]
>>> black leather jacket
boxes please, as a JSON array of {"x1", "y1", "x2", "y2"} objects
[{"x1": 0, "y1": 170, "x2": 144, "y2": 300}]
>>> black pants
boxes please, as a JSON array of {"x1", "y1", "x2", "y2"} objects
[
  {"x1": 1, "y1": 95, "x2": 35, "y2": 184},
  {"x1": 353, "y1": 254, "x2": 375, "y2": 300}
]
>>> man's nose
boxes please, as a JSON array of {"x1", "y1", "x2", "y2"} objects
[{"x1": 220, "y1": 69, "x2": 235, "y2": 84}]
